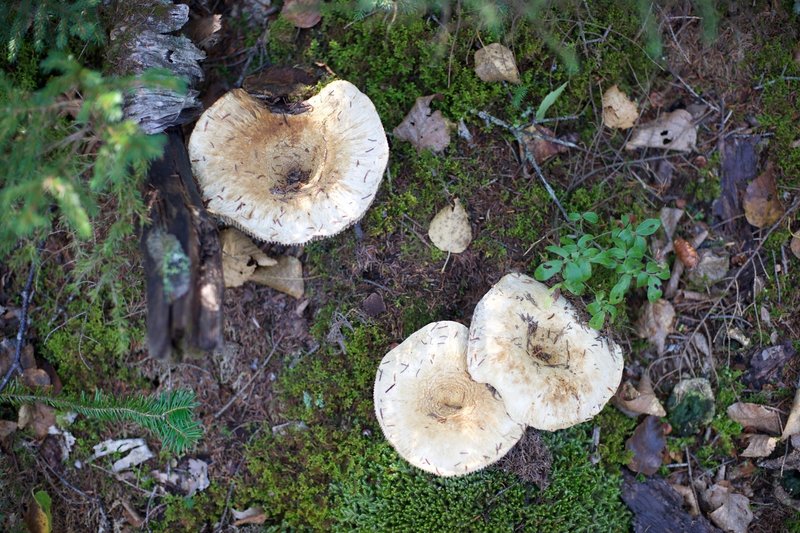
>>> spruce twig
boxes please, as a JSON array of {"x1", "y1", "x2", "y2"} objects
[
  {"x1": 0, "y1": 256, "x2": 37, "y2": 393},
  {"x1": 1, "y1": 385, "x2": 203, "y2": 454}
]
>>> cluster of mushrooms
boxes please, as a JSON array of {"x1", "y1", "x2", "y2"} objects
[{"x1": 374, "y1": 273, "x2": 624, "y2": 477}]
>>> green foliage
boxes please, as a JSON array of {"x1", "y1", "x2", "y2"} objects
[
  {"x1": 534, "y1": 212, "x2": 669, "y2": 328},
  {"x1": 0, "y1": 384, "x2": 202, "y2": 454},
  {"x1": 1, "y1": 0, "x2": 104, "y2": 62},
  {"x1": 536, "y1": 81, "x2": 568, "y2": 122}
]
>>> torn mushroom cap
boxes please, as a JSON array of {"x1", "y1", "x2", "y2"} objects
[
  {"x1": 189, "y1": 80, "x2": 389, "y2": 245},
  {"x1": 374, "y1": 321, "x2": 524, "y2": 477},
  {"x1": 467, "y1": 273, "x2": 624, "y2": 431}
]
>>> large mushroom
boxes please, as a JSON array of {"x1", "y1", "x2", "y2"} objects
[
  {"x1": 374, "y1": 321, "x2": 524, "y2": 477},
  {"x1": 467, "y1": 273, "x2": 624, "y2": 431},
  {"x1": 188, "y1": 80, "x2": 389, "y2": 245}
]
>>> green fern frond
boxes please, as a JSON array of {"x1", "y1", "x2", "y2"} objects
[{"x1": 1, "y1": 384, "x2": 202, "y2": 455}]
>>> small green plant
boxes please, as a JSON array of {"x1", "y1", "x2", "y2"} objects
[
  {"x1": 1, "y1": 383, "x2": 202, "y2": 454},
  {"x1": 534, "y1": 212, "x2": 669, "y2": 328}
]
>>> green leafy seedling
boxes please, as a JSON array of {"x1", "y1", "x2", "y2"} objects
[{"x1": 535, "y1": 81, "x2": 568, "y2": 122}]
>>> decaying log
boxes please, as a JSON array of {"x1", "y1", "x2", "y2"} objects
[{"x1": 107, "y1": 0, "x2": 224, "y2": 360}]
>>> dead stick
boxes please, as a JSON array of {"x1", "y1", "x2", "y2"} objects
[{"x1": 0, "y1": 257, "x2": 37, "y2": 393}]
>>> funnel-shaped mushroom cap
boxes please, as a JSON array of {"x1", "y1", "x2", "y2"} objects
[
  {"x1": 467, "y1": 273, "x2": 624, "y2": 431},
  {"x1": 189, "y1": 80, "x2": 389, "y2": 244},
  {"x1": 374, "y1": 321, "x2": 524, "y2": 477}
]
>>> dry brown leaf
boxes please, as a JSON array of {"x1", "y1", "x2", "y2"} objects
[
  {"x1": 18, "y1": 403, "x2": 55, "y2": 440},
  {"x1": 727, "y1": 402, "x2": 782, "y2": 435},
  {"x1": 670, "y1": 483, "x2": 700, "y2": 516},
  {"x1": 704, "y1": 483, "x2": 754, "y2": 533},
  {"x1": 232, "y1": 506, "x2": 267, "y2": 526},
  {"x1": 602, "y1": 85, "x2": 638, "y2": 129},
  {"x1": 184, "y1": 14, "x2": 222, "y2": 49},
  {"x1": 636, "y1": 299, "x2": 675, "y2": 355},
  {"x1": 524, "y1": 125, "x2": 568, "y2": 164},
  {"x1": 626, "y1": 415, "x2": 666, "y2": 475},
  {"x1": 281, "y1": 0, "x2": 321, "y2": 28},
  {"x1": 743, "y1": 164, "x2": 785, "y2": 228},
  {"x1": 783, "y1": 386, "x2": 800, "y2": 440},
  {"x1": 474, "y1": 43, "x2": 520, "y2": 84},
  {"x1": 740, "y1": 434, "x2": 777, "y2": 458},
  {"x1": 613, "y1": 374, "x2": 666, "y2": 417},
  {"x1": 393, "y1": 95, "x2": 452, "y2": 153},
  {"x1": 0, "y1": 420, "x2": 17, "y2": 440},
  {"x1": 250, "y1": 256, "x2": 304, "y2": 299},
  {"x1": 791, "y1": 235, "x2": 800, "y2": 259},
  {"x1": 674, "y1": 238, "x2": 698, "y2": 269},
  {"x1": 428, "y1": 198, "x2": 472, "y2": 253},
  {"x1": 625, "y1": 110, "x2": 697, "y2": 152},
  {"x1": 220, "y1": 228, "x2": 276, "y2": 288}
]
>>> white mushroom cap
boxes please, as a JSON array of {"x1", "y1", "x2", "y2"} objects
[
  {"x1": 467, "y1": 273, "x2": 624, "y2": 431},
  {"x1": 189, "y1": 80, "x2": 389, "y2": 244},
  {"x1": 374, "y1": 321, "x2": 524, "y2": 477}
]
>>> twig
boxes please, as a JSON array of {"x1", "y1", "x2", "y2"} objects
[
  {"x1": 475, "y1": 110, "x2": 570, "y2": 221},
  {"x1": 213, "y1": 336, "x2": 282, "y2": 419},
  {"x1": 0, "y1": 257, "x2": 38, "y2": 393}
]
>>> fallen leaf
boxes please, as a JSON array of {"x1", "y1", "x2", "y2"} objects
[
  {"x1": 474, "y1": 43, "x2": 520, "y2": 84},
  {"x1": 232, "y1": 506, "x2": 268, "y2": 526},
  {"x1": 152, "y1": 458, "x2": 210, "y2": 496},
  {"x1": 762, "y1": 449, "x2": 800, "y2": 470},
  {"x1": 613, "y1": 374, "x2": 666, "y2": 417},
  {"x1": 281, "y1": 0, "x2": 321, "y2": 28},
  {"x1": 686, "y1": 249, "x2": 730, "y2": 288},
  {"x1": 625, "y1": 109, "x2": 697, "y2": 152},
  {"x1": 704, "y1": 482, "x2": 753, "y2": 533},
  {"x1": 0, "y1": 420, "x2": 17, "y2": 440},
  {"x1": 523, "y1": 125, "x2": 568, "y2": 164},
  {"x1": 22, "y1": 368, "x2": 51, "y2": 389},
  {"x1": 220, "y1": 228, "x2": 277, "y2": 288},
  {"x1": 743, "y1": 164, "x2": 785, "y2": 228},
  {"x1": 24, "y1": 489, "x2": 52, "y2": 533},
  {"x1": 740, "y1": 434, "x2": 777, "y2": 457},
  {"x1": 791, "y1": 235, "x2": 800, "y2": 259},
  {"x1": 602, "y1": 85, "x2": 638, "y2": 129},
  {"x1": 362, "y1": 292, "x2": 386, "y2": 318},
  {"x1": 670, "y1": 483, "x2": 701, "y2": 516},
  {"x1": 393, "y1": 95, "x2": 452, "y2": 153},
  {"x1": 249, "y1": 256, "x2": 304, "y2": 298},
  {"x1": 92, "y1": 438, "x2": 154, "y2": 473},
  {"x1": 18, "y1": 403, "x2": 56, "y2": 440},
  {"x1": 726, "y1": 402, "x2": 782, "y2": 435},
  {"x1": 428, "y1": 198, "x2": 472, "y2": 253},
  {"x1": 690, "y1": 332, "x2": 711, "y2": 358},
  {"x1": 660, "y1": 207, "x2": 684, "y2": 241},
  {"x1": 744, "y1": 341, "x2": 796, "y2": 390},
  {"x1": 636, "y1": 299, "x2": 675, "y2": 355},
  {"x1": 626, "y1": 415, "x2": 666, "y2": 475},
  {"x1": 184, "y1": 14, "x2": 222, "y2": 49},
  {"x1": 783, "y1": 385, "x2": 800, "y2": 440},
  {"x1": 674, "y1": 238, "x2": 698, "y2": 269},
  {"x1": 668, "y1": 378, "x2": 715, "y2": 436}
]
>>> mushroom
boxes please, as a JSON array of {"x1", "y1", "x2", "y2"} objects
[
  {"x1": 374, "y1": 321, "x2": 524, "y2": 477},
  {"x1": 466, "y1": 273, "x2": 624, "y2": 431},
  {"x1": 188, "y1": 80, "x2": 389, "y2": 245}
]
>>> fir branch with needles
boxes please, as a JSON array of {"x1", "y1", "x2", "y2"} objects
[{"x1": 1, "y1": 384, "x2": 203, "y2": 455}]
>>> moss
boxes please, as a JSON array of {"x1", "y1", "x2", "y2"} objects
[
  {"x1": 594, "y1": 408, "x2": 637, "y2": 472},
  {"x1": 152, "y1": 484, "x2": 229, "y2": 532}
]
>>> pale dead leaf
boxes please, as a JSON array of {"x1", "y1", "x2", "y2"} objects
[
  {"x1": 626, "y1": 415, "x2": 666, "y2": 475},
  {"x1": 0, "y1": 420, "x2": 17, "y2": 440},
  {"x1": 393, "y1": 95, "x2": 452, "y2": 153},
  {"x1": 704, "y1": 483, "x2": 754, "y2": 533},
  {"x1": 686, "y1": 249, "x2": 730, "y2": 288},
  {"x1": 670, "y1": 483, "x2": 700, "y2": 516},
  {"x1": 625, "y1": 109, "x2": 697, "y2": 152},
  {"x1": 636, "y1": 299, "x2": 674, "y2": 355},
  {"x1": 740, "y1": 434, "x2": 777, "y2": 458},
  {"x1": 184, "y1": 14, "x2": 222, "y2": 49},
  {"x1": 613, "y1": 374, "x2": 666, "y2": 417},
  {"x1": 602, "y1": 85, "x2": 638, "y2": 129},
  {"x1": 18, "y1": 403, "x2": 56, "y2": 440},
  {"x1": 249, "y1": 256, "x2": 304, "y2": 298},
  {"x1": 91, "y1": 438, "x2": 154, "y2": 473},
  {"x1": 220, "y1": 228, "x2": 276, "y2": 288},
  {"x1": 743, "y1": 164, "x2": 785, "y2": 228},
  {"x1": 727, "y1": 402, "x2": 782, "y2": 435},
  {"x1": 281, "y1": 0, "x2": 321, "y2": 28},
  {"x1": 152, "y1": 458, "x2": 210, "y2": 496},
  {"x1": 474, "y1": 43, "x2": 520, "y2": 84},
  {"x1": 232, "y1": 506, "x2": 267, "y2": 526},
  {"x1": 524, "y1": 125, "x2": 568, "y2": 164},
  {"x1": 782, "y1": 386, "x2": 800, "y2": 440},
  {"x1": 791, "y1": 235, "x2": 800, "y2": 259},
  {"x1": 428, "y1": 198, "x2": 472, "y2": 253},
  {"x1": 660, "y1": 207, "x2": 684, "y2": 241}
]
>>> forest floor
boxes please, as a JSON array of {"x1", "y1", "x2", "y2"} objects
[{"x1": 2, "y1": 1, "x2": 800, "y2": 531}]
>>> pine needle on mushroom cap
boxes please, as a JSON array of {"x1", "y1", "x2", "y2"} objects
[
  {"x1": 467, "y1": 273, "x2": 624, "y2": 431},
  {"x1": 189, "y1": 80, "x2": 389, "y2": 245},
  {"x1": 374, "y1": 321, "x2": 524, "y2": 477}
]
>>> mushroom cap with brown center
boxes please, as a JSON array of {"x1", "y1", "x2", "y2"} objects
[
  {"x1": 189, "y1": 80, "x2": 389, "y2": 244},
  {"x1": 374, "y1": 321, "x2": 524, "y2": 477},
  {"x1": 467, "y1": 273, "x2": 624, "y2": 431}
]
